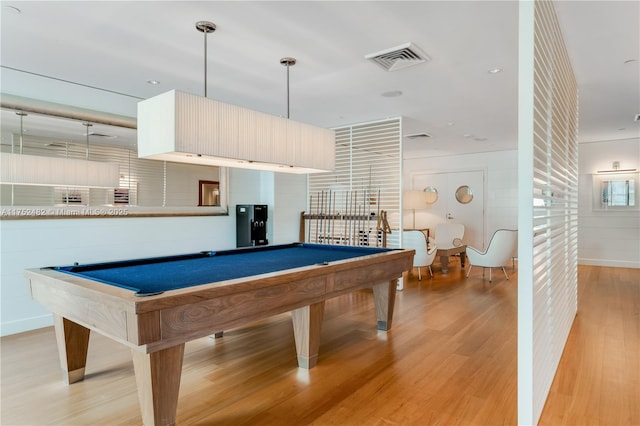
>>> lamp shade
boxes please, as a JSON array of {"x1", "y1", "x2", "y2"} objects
[
  {"x1": 403, "y1": 190, "x2": 427, "y2": 210},
  {"x1": 0, "y1": 152, "x2": 119, "y2": 188},
  {"x1": 137, "y1": 90, "x2": 336, "y2": 174}
]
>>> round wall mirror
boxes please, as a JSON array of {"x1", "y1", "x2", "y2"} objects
[
  {"x1": 455, "y1": 185, "x2": 474, "y2": 204},
  {"x1": 423, "y1": 186, "x2": 438, "y2": 204}
]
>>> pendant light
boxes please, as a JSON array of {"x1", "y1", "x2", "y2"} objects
[
  {"x1": 0, "y1": 114, "x2": 119, "y2": 188},
  {"x1": 137, "y1": 21, "x2": 335, "y2": 174}
]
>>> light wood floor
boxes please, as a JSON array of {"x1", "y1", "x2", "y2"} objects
[{"x1": 1, "y1": 262, "x2": 638, "y2": 425}]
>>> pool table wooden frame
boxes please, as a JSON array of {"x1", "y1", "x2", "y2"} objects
[{"x1": 25, "y1": 246, "x2": 413, "y2": 426}]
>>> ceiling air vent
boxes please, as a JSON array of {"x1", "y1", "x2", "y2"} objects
[
  {"x1": 365, "y1": 42, "x2": 431, "y2": 72},
  {"x1": 405, "y1": 132, "x2": 433, "y2": 140}
]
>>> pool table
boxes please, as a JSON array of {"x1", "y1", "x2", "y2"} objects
[{"x1": 25, "y1": 243, "x2": 414, "y2": 426}]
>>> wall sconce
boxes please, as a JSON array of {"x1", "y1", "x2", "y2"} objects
[{"x1": 597, "y1": 161, "x2": 637, "y2": 174}]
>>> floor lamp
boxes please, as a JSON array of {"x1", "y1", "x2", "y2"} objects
[{"x1": 403, "y1": 190, "x2": 426, "y2": 229}]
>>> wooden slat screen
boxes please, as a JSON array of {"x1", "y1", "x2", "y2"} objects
[
  {"x1": 308, "y1": 118, "x2": 402, "y2": 248},
  {"x1": 519, "y1": 1, "x2": 579, "y2": 423}
]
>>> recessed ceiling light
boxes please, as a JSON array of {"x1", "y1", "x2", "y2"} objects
[
  {"x1": 146, "y1": 80, "x2": 160, "y2": 85},
  {"x1": 381, "y1": 90, "x2": 403, "y2": 98},
  {"x1": 447, "y1": 122, "x2": 455, "y2": 126},
  {"x1": 488, "y1": 67, "x2": 503, "y2": 74},
  {"x1": 463, "y1": 133, "x2": 473, "y2": 138}
]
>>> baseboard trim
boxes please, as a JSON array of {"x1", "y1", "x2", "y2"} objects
[
  {"x1": 1, "y1": 314, "x2": 53, "y2": 337},
  {"x1": 578, "y1": 258, "x2": 640, "y2": 269}
]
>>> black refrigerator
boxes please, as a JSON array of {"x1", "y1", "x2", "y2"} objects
[{"x1": 236, "y1": 204, "x2": 268, "y2": 247}]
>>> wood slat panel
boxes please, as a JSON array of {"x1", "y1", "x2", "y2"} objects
[
  {"x1": 529, "y1": 0, "x2": 579, "y2": 422},
  {"x1": 309, "y1": 118, "x2": 401, "y2": 248}
]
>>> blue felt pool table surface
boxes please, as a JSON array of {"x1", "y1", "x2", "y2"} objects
[{"x1": 54, "y1": 243, "x2": 392, "y2": 296}]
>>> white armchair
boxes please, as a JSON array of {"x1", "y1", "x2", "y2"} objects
[
  {"x1": 466, "y1": 229, "x2": 518, "y2": 282},
  {"x1": 402, "y1": 230, "x2": 437, "y2": 280}
]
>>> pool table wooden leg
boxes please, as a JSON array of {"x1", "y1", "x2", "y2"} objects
[
  {"x1": 291, "y1": 302, "x2": 325, "y2": 369},
  {"x1": 53, "y1": 314, "x2": 90, "y2": 385},
  {"x1": 131, "y1": 344, "x2": 185, "y2": 426},
  {"x1": 373, "y1": 279, "x2": 398, "y2": 331}
]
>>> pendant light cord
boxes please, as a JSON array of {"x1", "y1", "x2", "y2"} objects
[
  {"x1": 204, "y1": 30, "x2": 208, "y2": 97},
  {"x1": 196, "y1": 21, "x2": 217, "y2": 98},
  {"x1": 16, "y1": 111, "x2": 27, "y2": 154},
  {"x1": 280, "y1": 57, "x2": 296, "y2": 119},
  {"x1": 83, "y1": 122, "x2": 92, "y2": 160},
  {"x1": 285, "y1": 64, "x2": 290, "y2": 119}
]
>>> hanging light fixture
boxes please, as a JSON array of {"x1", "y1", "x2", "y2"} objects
[
  {"x1": 0, "y1": 113, "x2": 119, "y2": 188},
  {"x1": 276, "y1": 56, "x2": 323, "y2": 168},
  {"x1": 137, "y1": 21, "x2": 335, "y2": 174},
  {"x1": 280, "y1": 57, "x2": 296, "y2": 119}
]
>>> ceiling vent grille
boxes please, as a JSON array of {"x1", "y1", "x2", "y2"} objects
[
  {"x1": 365, "y1": 42, "x2": 431, "y2": 72},
  {"x1": 404, "y1": 132, "x2": 433, "y2": 140}
]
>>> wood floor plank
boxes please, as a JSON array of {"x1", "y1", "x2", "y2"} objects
[
  {"x1": 1, "y1": 263, "x2": 638, "y2": 425},
  {"x1": 538, "y1": 266, "x2": 640, "y2": 426}
]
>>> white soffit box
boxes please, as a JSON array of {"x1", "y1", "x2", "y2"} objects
[{"x1": 137, "y1": 90, "x2": 336, "y2": 174}]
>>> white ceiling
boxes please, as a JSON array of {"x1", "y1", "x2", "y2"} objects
[{"x1": 1, "y1": 1, "x2": 638, "y2": 159}]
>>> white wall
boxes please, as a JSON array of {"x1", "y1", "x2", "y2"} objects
[
  {"x1": 0, "y1": 168, "x2": 307, "y2": 336},
  {"x1": 403, "y1": 149, "x2": 518, "y2": 249},
  {"x1": 402, "y1": 140, "x2": 637, "y2": 268},
  {"x1": 578, "y1": 137, "x2": 640, "y2": 268},
  {"x1": 273, "y1": 173, "x2": 307, "y2": 244}
]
